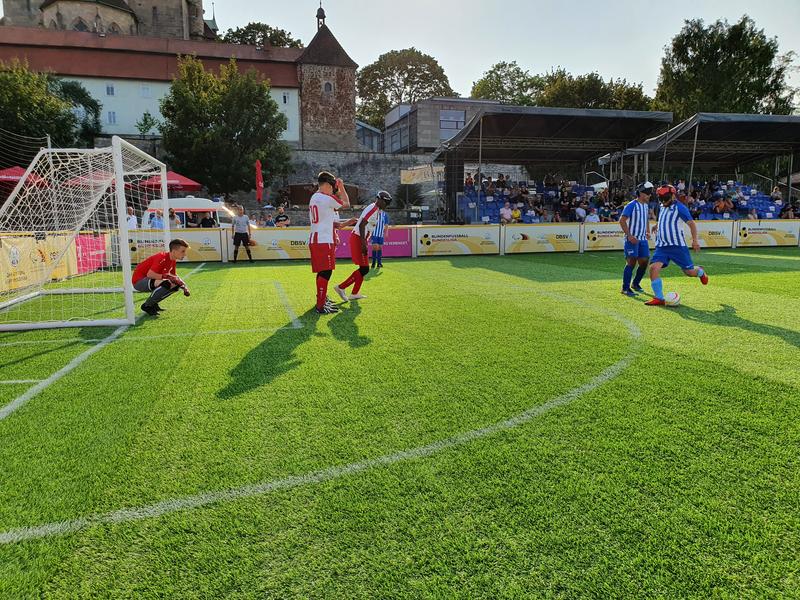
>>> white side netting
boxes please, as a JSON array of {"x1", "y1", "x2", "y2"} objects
[{"x1": 0, "y1": 137, "x2": 168, "y2": 331}]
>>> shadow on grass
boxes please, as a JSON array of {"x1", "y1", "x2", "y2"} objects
[
  {"x1": 216, "y1": 308, "x2": 320, "y2": 400},
  {"x1": 675, "y1": 303, "x2": 799, "y2": 349},
  {"x1": 328, "y1": 301, "x2": 370, "y2": 348}
]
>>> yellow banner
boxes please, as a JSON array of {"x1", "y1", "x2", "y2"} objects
[
  {"x1": 737, "y1": 220, "x2": 800, "y2": 247},
  {"x1": 682, "y1": 221, "x2": 734, "y2": 248},
  {"x1": 0, "y1": 234, "x2": 81, "y2": 293},
  {"x1": 400, "y1": 165, "x2": 444, "y2": 185},
  {"x1": 245, "y1": 228, "x2": 310, "y2": 260},
  {"x1": 416, "y1": 226, "x2": 500, "y2": 256},
  {"x1": 129, "y1": 230, "x2": 167, "y2": 264},
  {"x1": 584, "y1": 223, "x2": 628, "y2": 251},
  {"x1": 505, "y1": 224, "x2": 580, "y2": 253}
]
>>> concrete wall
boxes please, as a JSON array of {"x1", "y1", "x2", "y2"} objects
[
  {"x1": 299, "y1": 64, "x2": 360, "y2": 151},
  {"x1": 65, "y1": 76, "x2": 300, "y2": 141}
]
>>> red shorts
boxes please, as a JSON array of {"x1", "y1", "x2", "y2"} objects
[
  {"x1": 350, "y1": 234, "x2": 369, "y2": 267},
  {"x1": 309, "y1": 242, "x2": 335, "y2": 273}
]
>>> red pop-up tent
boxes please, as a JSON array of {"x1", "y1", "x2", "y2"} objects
[
  {"x1": 0, "y1": 165, "x2": 46, "y2": 186},
  {"x1": 139, "y1": 171, "x2": 202, "y2": 192}
]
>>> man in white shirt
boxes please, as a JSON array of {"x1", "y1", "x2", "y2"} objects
[
  {"x1": 585, "y1": 208, "x2": 600, "y2": 223},
  {"x1": 309, "y1": 171, "x2": 350, "y2": 314},
  {"x1": 126, "y1": 206, "x2": 138, "y2": 230},
  {"x1": 231, "y1": 205, "x2": 253, "y2": 263}
]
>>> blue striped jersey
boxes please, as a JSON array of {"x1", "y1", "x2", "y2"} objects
[
  {"x1": 620, "y1": 200, "x2": 649, "y2": 239},
  {"x1": 655, "y1": 202, "x2": 693, "y2": 247},
  {"x1": 372, "y1": 210, "x2": 389, "y2": 238}
]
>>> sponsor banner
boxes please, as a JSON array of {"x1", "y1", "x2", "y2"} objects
[
  {"x1": 416, "y1": 225, "x2": 500, "y2": 256},
  {"x1": 76, "y1": 234, "x2": 109, "y2": 273},
  {"x1": 737, "y1": 220, "x2": 800, "y2": 247},
  {"x1": 584, "y1": 223, "x2": 627, "y2": 251},
  {"x1": 130, "y1": 229, "x2": 223, "y2": 263},
  {"x1": 504, "y1": 224, "x2": 580, "y2": 253},
  {"x1": 244, "y1": 228, "x2": 310, "y2": 260},
  {"x1": 400, "y1": 164, "x2": 444, "y2": 184},
  {"x1": 683, "y1": 221, "x2": 734, "y2": 248},
  {"x1": 335, "y1": 227, "x2": 413, "y2": 259},
  {"x1": 0, "y1": 234, "x2": 82, "y2": 293}
]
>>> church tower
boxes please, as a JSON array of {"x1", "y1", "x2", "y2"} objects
[
  {"x1": 1, "y1": 0, "x2": 42, "y2": 27},
  {"x1": 297, "y1": 4, "x2": 360, "y2": 151}
]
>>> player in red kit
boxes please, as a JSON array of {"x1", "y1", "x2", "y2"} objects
[
  {"x1": 131, "y1": 238, "x2": 191, "y2": 316},
  {"x1": 334, "y1": 191, "x2": 391, "y2": 301},
  {"x1": 309, "y1": 171, "x2": 350, "y2": 314}
]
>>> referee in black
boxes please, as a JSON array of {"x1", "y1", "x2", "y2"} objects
[{"x1": 231, "y1": 205, "x2": 254, "y2": 263}]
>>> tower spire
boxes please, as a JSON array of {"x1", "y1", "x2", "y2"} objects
[{"x1": 316, "y1": 1, "x2": 326, "y2": 30}]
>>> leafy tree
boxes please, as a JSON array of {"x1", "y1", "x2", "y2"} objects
[
  {"x1": 356, "y1": 48, "x2": 457, "y2": 128},
  {"x1": 0, "y1": 59, "x2": 77, "y2": 148},
  {"x1": 221, "y1": 22, "x2": 303, "y2": 48},
  {"x1": 470, "y1": 61, "x2": 543, "y2": 105},
  {"x1": 655, "y1": 15, "x2": 796, "y2": 120},
  {"x1": 537, "y1": 69, "x2": 651, "y2": 110},
  {"x1": 135, "y1": 110, "x2": 160, "y2": 137},
  {"x1": 49, "y1": 78, "x2": 102, "y2": 147},
  {"x1": 160, "y1": 56, "x2": 292, "y2": 195}
]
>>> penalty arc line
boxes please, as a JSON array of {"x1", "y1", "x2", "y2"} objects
[
  {"x1": 0, "y1": 263, "x2": 206, "y2": 422},
  {"x1": 0, "y1": 291, "x2": 641, "y2": 545}
]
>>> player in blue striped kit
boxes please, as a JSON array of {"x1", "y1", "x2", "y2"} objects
[
  {"x1": 645, "y1": 184, "x2": 709, "y2": 306},
  {"x1": 619, "y1": 181, "x2": 653, "y2": 296},
  {"x1": 370, "y1": 209, "x2": 389, "y2": 269}
]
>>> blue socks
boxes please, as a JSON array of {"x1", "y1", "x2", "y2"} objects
[
  {"x1": 651, "y1": 277, "x2": 664, "y2": 300},
  {"x1": 633, "y1": 265, "x2": 647, "y2": 287},
  {"x1": 622, "y1": 265, "x2": 634, "y2": 291},
  {"x1": 377, "y1": 249, "x2": 383, "y2": 266},
  {"x1": 696, "y1": 267, "x2": 705, "y2": 278}
]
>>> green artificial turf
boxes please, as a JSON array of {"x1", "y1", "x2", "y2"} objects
[{"x1": 0, "y1": 248, "x2": 798, "y2": 598}]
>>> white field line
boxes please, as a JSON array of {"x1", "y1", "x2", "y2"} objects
[
  {"x1": 0, "y1": 380, "x2": 42, "y2": 385},
  {"x1": 0, "y1": 289, "x2": 642, "y2": 545},
  {"x1": 0, "y1": 263, "x2": 206, "y2": 422},
  {"x1": 273, "y1": 281, "x2": 303, "y2": 329}
]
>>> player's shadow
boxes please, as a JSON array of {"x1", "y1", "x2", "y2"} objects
[
  {"x1": 328, "y1": 302, "x2": 370, "y2": 348},
  {"x1": 216, "y1": 308, "x2": 320, "y2": 400},
  {"x1": 675, "y1": 303, "x2": 800, "y2": 349}
]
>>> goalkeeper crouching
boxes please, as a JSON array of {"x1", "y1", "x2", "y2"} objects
[{"x1": 132, "y1": 238, "x2": 191, "y2": 316}]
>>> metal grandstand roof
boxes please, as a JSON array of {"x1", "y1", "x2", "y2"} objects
[{"x1": 431, "y1": 105, "x2": 673, "y2": 166}]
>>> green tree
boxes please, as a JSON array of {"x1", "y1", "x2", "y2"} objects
[
  {"x1": 160, "y1": 56, "x2": 292, "y2": 195},
  {"x1": 135, "y1": 110, "x2": 160, "y2": 137},
  {"x1": 537, "y1": 69, "x2": 652, "y2": 110},
  {"x1": 655, "y1": 15, "x2": 796, "y2": 120},
  {"x1": 221, "y1": 22, "x2": 303, "y2": 48},
  {"x1": 470, "y1": 61, "x2": 543, "y2": 105},
  {"x1": 0, "y1": 59, "x2": 77, "y2": 147},
  {"x1": 49, "y1": 78, "x2": 103, "y2": 147},
  {"x1": 393, "y1": 183, "x2": 423, "y2": 209},
  {"x1": 356, "y1": 48, "x2": 457, "y2": 128}
]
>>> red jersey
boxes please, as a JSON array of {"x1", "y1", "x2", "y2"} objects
[{"x1": 132, "y1": 251, "x2": 177, "y2": 283}]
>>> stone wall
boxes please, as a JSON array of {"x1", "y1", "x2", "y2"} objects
[
  {"x1": 41, "y1": 2, "x2": 137, "y2": 33},
  {"x1": 1, "y1": 0, "x2": 41, "y2": 27},
  {"x1": 135, "y1": 0, "x2": 190, "y2": 39},
  {"x1": 299, "y1": 64, "x2": 360, "y2": 151}
]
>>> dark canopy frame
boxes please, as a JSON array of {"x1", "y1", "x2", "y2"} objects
[{"x1": 430, "y1": 106, "x2": 673, "y2": 221}]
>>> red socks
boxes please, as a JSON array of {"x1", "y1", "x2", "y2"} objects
[
  {"x1": 338, "y1": 271, "x2": 358, "y2": 290},
  {"x1": 316, "y1": 275, "x2": 329, "y2": 310},
  {"x1": 352, "y1": 272, "x2": 364, "y2": 294}
]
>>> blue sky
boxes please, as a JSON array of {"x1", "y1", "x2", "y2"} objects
[{"x1": 210, "y1": 0, "x2": 800, "y2": 97}]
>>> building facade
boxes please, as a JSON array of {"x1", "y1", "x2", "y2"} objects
[{"x1": 384, "y1": 97, "x2": 502, "y2": 154}]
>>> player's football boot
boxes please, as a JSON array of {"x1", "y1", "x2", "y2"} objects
[
  {"x1": 349, "y1": 293, "x2": 367, "y2": 300},
  {"x1": 315, "y1": 304, "x2": 338, "y2": 314},
  {"x1": 154, "y1": 304, "x2": 165, "y2": 312},
  {"x1": 631, "y1": 285, "x2": 645, "y2": 293},
  {"x1": 324, "y1": 298, "x2": 339, "y2": 312},
  {"x1": 645, "y1": 298, "x2": 666, "y2": 306},
  {"x1": 697, "y1": 266, "x2": 709, "y2": 285},
  {"x1": 333, "y1": 285, "x2": 348, "y2": 302},
  {"x1": 141, "y1": 303, "x2": 159, "y2": 316},
  {"x1": 621, "y1": 289, "x2": 637, "y2": 297}
]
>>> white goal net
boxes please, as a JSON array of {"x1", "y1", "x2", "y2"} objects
[{"x1": 0, "y1": 137, "x2": 169, "y2": 331}]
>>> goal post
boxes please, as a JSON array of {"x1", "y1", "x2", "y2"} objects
[{"x1": 0, "y1": 136, "x2": 169, "y2": 331}]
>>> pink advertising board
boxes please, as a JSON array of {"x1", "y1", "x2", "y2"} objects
[
  {"x1": 75, "y1": 234, "x2": 108, "y2": 274},
  {"x1": 335, "y1": 227, "x2": 412, "y2": 258}
]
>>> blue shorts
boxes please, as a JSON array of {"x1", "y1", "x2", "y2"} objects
[
  {"x1": 623, "y1": 239, "x2": 650, "y2": 259},
  {"x1": 371, "y1": 236, "x2": 384, "y2": 246},
  {"x1": 651, "y1": 245, "x2": 694, "y2": 271}
]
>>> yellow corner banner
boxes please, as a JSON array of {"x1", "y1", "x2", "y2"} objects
[
  {"x1": 0, "y1": 234, "x2": 79, "y2": 293},
  {"x1": 584, "y1": 223, "x2": 627, "y2": 251},
  {"x1": 416, "y1": 226, "x2": 500, "y2": 256},
  {"x1": 245, "y1": 228, "x2": 310, "y2": 260},
  {"x1": 737, "y1": 220, "x2": 800, "y2": 247},
  {"x1": 505, "y1": 224, "x2": 580, "y2": 253}
]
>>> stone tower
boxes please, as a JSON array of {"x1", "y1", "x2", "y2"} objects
[
  {"x1": 297, "y1": 6, "x2": 360, "y2": 151},
  {"x1": 134, "y1": 0, "x2": 205, "y2": 40},
  {"x1": 1, "y1": 0, "x2": 42, "y2": 27}
]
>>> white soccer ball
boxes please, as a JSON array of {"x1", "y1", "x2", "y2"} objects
[{"x1": 665, "y1": 291, "x2": 681, "y2": 306}]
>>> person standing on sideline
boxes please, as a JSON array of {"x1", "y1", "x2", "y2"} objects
[
  {"x1": 126, "y1": 206, "x2": 138, "y2": 230},
  {"x1": 334, "y1": 191, "x2": 392, "y2": 302},
  {"x1": 371, "y1": 208, "x2": 389, "y2": 269},
  {"x1": 231, "y1": 205, "x2": 254, "y2": 263},
  {"x1": 619, "y1": 181, "x2": 653, "y2": 296},
  {"x1": 309, "y1": 171, "x2": 350, "y2": 314}
]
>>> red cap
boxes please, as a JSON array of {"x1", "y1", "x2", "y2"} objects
[{"x1": 657, "y1": 185, "x2": 676, "y2": 197}]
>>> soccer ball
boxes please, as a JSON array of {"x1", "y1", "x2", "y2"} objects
[{"x1": 665, "y1": 291, "x2": 681, "y2": 306}]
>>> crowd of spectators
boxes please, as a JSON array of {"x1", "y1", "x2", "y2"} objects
[{"x1": 461, "y1": 172, "x2": 799, "y2": 224}]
